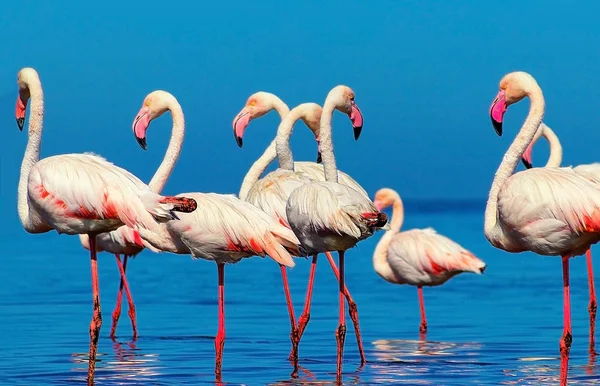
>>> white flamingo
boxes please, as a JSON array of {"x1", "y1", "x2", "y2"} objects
[
  {"x1": 232, "y1": 92, "x2": 368, "y2": 363},
  {"x1": 521, "y1": 122, "x2": 599, "y2": 353},
  {"x1": 284, "y1": 86, "x2": 388, "y2": 380},
  {"x1": 372, "y1": 187, "x2": 486, "y2": 334},
  {"x1": 123, "y1": 96, "x2": 302, "y2": 380},
  {"x1": 14, "y1": 68, "x2": 197, "y2": 384},
  {"x1": 486, "y1": 71, "x2": 600, "y2": 386},
  {"x1": 78, "y1": 90, "x2": 186, "y2": 340}
]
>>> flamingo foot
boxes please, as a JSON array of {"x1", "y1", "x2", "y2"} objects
[
  {"x1": 335, "y1": 323, "x2": 347, "y2": 381},
  {"x1": 128, "y1": 306, "x2": 138, "y2": 341},
  {"x1": 109, "y1": 294, "x2": 123, "y2": 341}
]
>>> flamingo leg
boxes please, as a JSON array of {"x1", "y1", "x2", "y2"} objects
[
  {"x1": 280, "y1": 265, "x2": 299, "y2": 370},
  {"x1": 560, "y1": 255, "x2": 572, "y2": 386},
  {"x1": 215, "y1": 263, "x2": 226, "y2": 380},
  {"x1": 335, "y1": 250, "x2": 347, "y2": 382},
  {"x1": 586, "y1": 249, "x2": 597, "y2": 354},
  {"x1": 292, "y1": 254, "x2": 318, "y2": 361},
  {"x1": 87, "y1": 234, "x2": 102, "y2": 385},
  {"x1": 418, "y1": 286, "x2": 428, "y2": 334},
  {"x1": 110, "y1": 255, "x2": 138, "y2": 341},
  {"x1": 109, "y1": 254, "x2": 124, "y2": 341},
  {"x1": 325, "y1": 251, "x2": 366, "y2": 365}
]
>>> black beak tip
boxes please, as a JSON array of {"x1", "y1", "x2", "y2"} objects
[
  {"x1": 480, "y1": 265, "x2": 487, "y2": 274},
  {"x1": 522, "y1": 158, "x2": 533, "y2": 169},
  {"x1": 16, "y1": 118, "x2": 24, "y2": 131},
  {"x1": 316, "y1": 152, "x2": 322, "y2": 164},
  {"x1": 136, "y1": 136, "x2": 147, "y2": 150},
  {"x1": 353, "y1": 126, "x2": 362, "y2": 140},
  {"x1": 492, "y1": 119, "x2": 503, "y2": 136},
  {"x1": 235, "y1": 135, "x2": 243, "y2": 148}
]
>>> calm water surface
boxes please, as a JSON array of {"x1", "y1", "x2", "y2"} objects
[{"x1": 1, "y1": 201, "x2": 599, "y2": 385}]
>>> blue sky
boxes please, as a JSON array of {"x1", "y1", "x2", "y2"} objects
[{"x1": 2, "y1": 0, "x2": 600, "y2": 234}]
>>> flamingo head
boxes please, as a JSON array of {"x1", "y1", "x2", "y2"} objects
[
  {"x1": 326, "y1": 85, "x2": 363, "y2": 140},
  {"x1": 490, "y1": 71, "x2": 539, "y2": 136},
  {"x1": 133, "y1": 90, "x2": 176, "y2": 150},
  {"x1": 373, "y1": 188, "x2": 401, "y2": 212},
  {"x1": 15, "y1": 67, "x2": 39, "y2": 131},
  {"x1": 297, "y1": 103, "x2": 323, "y2": 163},
  {"x1": 232, "y1": 92, "x2": 281, "y2": 148}
]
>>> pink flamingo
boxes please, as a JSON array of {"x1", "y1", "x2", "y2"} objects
[
  {"x1": 233, "y1": 93, "x2": 368, "y2": 363},
  {"x1": 14, "y1": 68, "x2": 197, "y2": 384},
  {"x1": 486, "y1": 71, "x2": 600, "y2": 386},
  {"x1": 372, "y1": 187, "x2": 486, "y2": 335},
  {"x1": 78, "y1": 90, "x2": 186, "y2": 341},
  {"x1": 126, "y1": 96, "x2": 302, "y2": 380},
  {"x1": 284, "y1": 86, "x2": 388, "y2": 380},
  {"x1": 521, "y1": 122, "x2": 598, "y2": 354}
]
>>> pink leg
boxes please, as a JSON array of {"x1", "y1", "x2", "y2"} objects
[
  {"x1": 418, "y1": 286, "x2": 428, "y2": 334},
  {"x1": 110, "y1": 254, "x2": 124, "y2": 340},
  {"x1": 110, "y1": 255, "x2": 138, "y2": 340},
  {"x1": 325, "y1": 251, "x2": 366, "y2": 365},
  {"x1": 586, "y1": 249, "x2": 597, "y2": 354},
  {"x1": 215, "y1": 263, "x2": 226, "y2": 380},
  {"x1": 280, "y1": 265, "x2": 299, "y2": 369},
  {"x1": 335, "y1": 251, "x2": 347, "y2": 382},
  {"x1": 560, "y1": 255, "x2": 572, "y2": 386},
  {"x1": 87, "y1": 234, "x2": 102, "y2": 385},
  {"x1": 291, "y1": 254, "x2": 318, "y2": 361}
]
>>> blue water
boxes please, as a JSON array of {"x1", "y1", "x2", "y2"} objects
[{"x1": 1, "y1": 201, "x2": 599, "y2": 385}]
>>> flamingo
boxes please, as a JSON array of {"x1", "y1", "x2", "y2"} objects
[
  {"x1": 233, "y1": 93, "x2": 368, "y2": 363},
  {"x1": 125, "y1": 96, "x2": 303, "y2": 380},
  {"x1": 78, "y1": 90, "x2": 186, "y2": 340},
  {"x1": 14, "y1": 67, "x2": 197, "y2": 384},
  {"x1": 372, "y1": 187, "x2": 486, "y2": 335},
  {"x1": 284, "y1": 86, "x2": 388, "y2": 380},
  {"x1": 521, "y1": 122, "x2": 598, "y2": 353},
  {"x1": 486, "y1": 71, "x2": 600, "y2": 386}
]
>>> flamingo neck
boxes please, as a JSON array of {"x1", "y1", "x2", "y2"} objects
[
  {"x1": 373, "y1": 198, "x2": 404, "y2": 281},
  {"x1": 18, "y1": 80, "x2": 44, "y2": 232},
  {"x1": 541, "y1": 124, "x2": 563, "y2": 167},
  {"x1": 484, "y1": 88, "x2": 545, "y2": 244},
  {"x1": 239, "y1": 100, "x2": 290, "y2": 200},
  {"x1": 319, "y1": 102, "x2": 338, "y2": 183},
  {"x1": 148, "y1": 100, "x2": 185, "y2": 193},
  {"x1": 275, "y1": 106, "x2": 307, "y2": 171}
]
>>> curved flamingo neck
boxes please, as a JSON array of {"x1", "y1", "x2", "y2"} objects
[
  {"x1": 18, "y1": 76, "x2": 44, "y2": 232},
  {"x1": 539, "y1": 124, "x2": 563, "y2": 167},
  {"x1": 239, "y1": 100, "x2": 290, "y2": 200},
  {"x1": 148, "y1": 100, "x2": 185, "y2": 193},
  {"x1": 484, "y1": 87, "x2": 545, "y2": 243},
  {"x1": 275, "y1": 105, "x2": 309, "y2": 171},
  {"x1": 319, "y1": 101, "x2": 338, "y2": 183},
  {"x1": 373, "y1": 196, "x2": 404, "y2": 281}
]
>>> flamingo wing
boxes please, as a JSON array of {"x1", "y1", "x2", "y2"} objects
[
  {"x1": 166, "y1": 192, "x2": 300, "y2": 266},
  {"x1": 387, "y1": 228, "x2": 486, "y2": 285},
  {"x1": 28, "y1": 153, "x2": 180, "y2": 234},
  {"x1": 498, "y1": 167, "x2": 600, "y2": 256},
  {"x1": 294, "y1": 161, "x2": 369, "y2": 198},
  {"x1": 574, "y1": 163, "x2": 600, "y2": 184}
]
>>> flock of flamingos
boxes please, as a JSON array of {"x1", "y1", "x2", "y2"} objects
[{"x1": 13, "y1": 66, "x2": 600, "y2": 386}]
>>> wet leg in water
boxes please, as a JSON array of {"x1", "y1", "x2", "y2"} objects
[
  {"x1": 586, "y1": 249, "x2": 597, "y2": 354},
  {"x1": 418, "y1": 286, "x2": 428, "y2": 334},
  {"x1": 559, "y1": 255, "x2": 572, "y2": 386},
  {"x1": 110, "y1": 254, "x2": 138, "y2": 340},
  {"x1": 280, "y1": 265, "x2": 299, "y2": 371},
  {"x1": 215, "y1": 263, "x2": 226, "y2": 381},
  {"x1": 335, "y1": 251, "x2": 347, "y2": 382},
  {"x1": 87, "y1": 234, "x2": 102, "y2": 385}
]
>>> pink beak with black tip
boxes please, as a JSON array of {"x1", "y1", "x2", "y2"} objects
[
  {"x1": 349, "y1": 101, "x2": 363, "y2": 140},
  {"x1": 232, "y1": 109, "x2": 252, "y2": 148},
  {"x1": 489, "y1": 90, "x2": 507, "y2": 136},
  {"x1": 133, "y1": 106, "x2": 151, "y2": 150}
]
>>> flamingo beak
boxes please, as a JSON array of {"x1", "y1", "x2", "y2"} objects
[
  {"x1": 233, "y1": 108, "x2": 252, "y2": 148},
  {"x1": 349, "y1": 101, "x2": 363, "y2": 140},
  {"x1": 316, "y1": 151, "x2": 322, "y2": 163},
  {"x1": 490, "y1": 90, "x2": 507, "y2": 136},
  {"x1": 521, "y1": 141, "x2": 534, "y2": 169},
  {"x1": 132, "y1": 107, "x2": 151, "y2": 150},
  {"x1": 15, "y1": 94, "x2": 28, "y2": 131}
]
